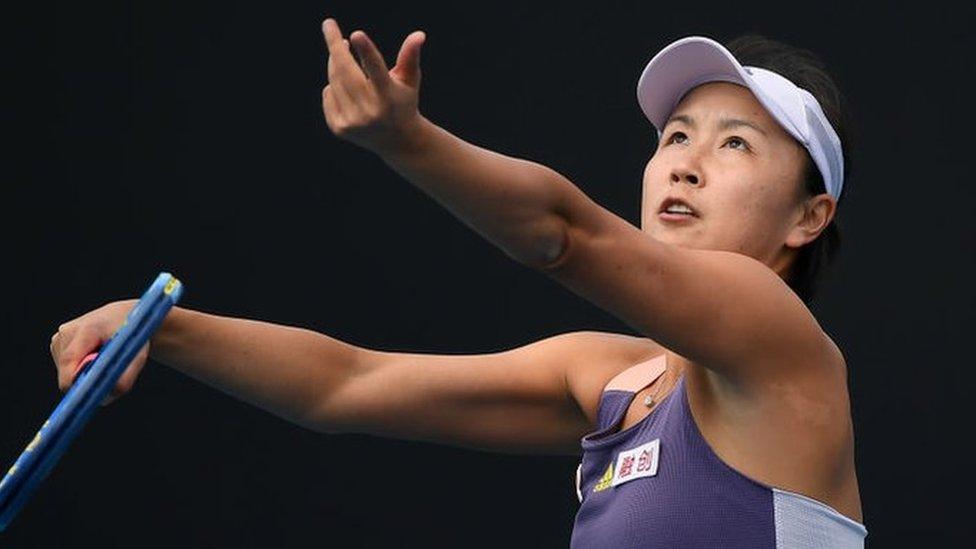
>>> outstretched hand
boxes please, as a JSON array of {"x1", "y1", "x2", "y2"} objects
[{"x1": 321, "y1": 18, "x2": 427, "y2": 155}]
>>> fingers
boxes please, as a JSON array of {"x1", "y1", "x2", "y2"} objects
[
  {"x1": 320, "y1": 17, "x2": 425, "y2": 149},
  {"x1": 51, "y1": 324, "x2": 147, "y2": 407},
  {"x1": 327, "y1": 46, "x2": 356, "y2": 111},
  {"x1": 49, "y1": 301, "x2": 144, "y2": 406},
  {"x1": 321, "y1": 17, "x2": 345, "y2": 52},
  {"x1": 321, "y1": 84, "x2": 345, "y2": 133},
  {"x1": 50, "y1": 323, "x2": 72, "y2": 390},
  {"x1": 349, "y1": 30, "x2": 391, "y2": 90},
  {"x1": 117, "y1": 343, "x2": 149, "y2": 396},
  {"x1": 322, "y1": 18, "x2": 368, "y2": 95},
  {"x1": 51, "y1": 321, "x2": 103, "y2": 392},
  {"x1": 392, "y1": 31, "x2": 426, "y2": 89},
  {"x1": 100, "y1": 343, "x2": 149, "y2": 407}
]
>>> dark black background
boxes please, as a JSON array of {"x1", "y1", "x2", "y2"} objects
[{"x1": 4, "y1": 1, "x2": 973, "y2": 547}]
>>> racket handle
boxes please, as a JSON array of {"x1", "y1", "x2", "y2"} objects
[{"x1": 72, "y1": 351, "x2": 100, "y2": 385}]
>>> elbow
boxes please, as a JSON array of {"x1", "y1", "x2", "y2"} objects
[
  {"x1": 522, "y1": 168, "x2": 602, "y2": 272},
  {"x1": 507, "y1": 165, "x2": 580, "y2": 270},
  {"x1": 294, "y1": 401, "x2": 347, "y2": 435},
  {"x1": 302, "y1": 406, "x2": 350, "y2": 436},
  {"x1": 520, "y1": 214, "x2": 572, "y2": 271},
  {"x1": 535, "y1": 225, "x2": 571, "y2": 271},
  {"x1": 510, "y1": 209, "x2": 570, "y2": 271},
  {"x1": 299, "y1": 342, "x2": 375, "y2": 437}
]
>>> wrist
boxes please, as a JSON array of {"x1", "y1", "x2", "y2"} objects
[
  {"x1": 374, "y1": 113, "x2": 433, "y2": 165},
  {"x1": 148, "y1": 305, "x2": 191, "y2": 362}
]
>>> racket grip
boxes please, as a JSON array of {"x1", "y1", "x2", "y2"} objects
[
  {"x1": 72, "y1": 351, "x2": 100, "y2": 384},
  {"x1": 72, "y1": 332, "x2": 119, "y2": 383}
]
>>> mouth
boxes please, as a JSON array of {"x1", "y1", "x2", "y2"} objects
[
  {"x1": 658, "y1": 197, "x2": 699, "y2": 223},
  {"x1": 659, "y1": 211, "x2": 698, "y2": 223}
]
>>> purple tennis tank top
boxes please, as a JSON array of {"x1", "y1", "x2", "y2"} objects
[{"x1": 570, "y1": 354, "x2": 868, "y2": 548}]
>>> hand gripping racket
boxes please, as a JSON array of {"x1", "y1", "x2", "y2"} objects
[{"x1": 0, "y1": 272, "x2": 184, "y2": 531}]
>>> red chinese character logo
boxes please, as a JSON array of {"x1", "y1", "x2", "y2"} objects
[
  {"x1": 619, "y1": 455, "x2": 635, "y2": 477},
  {"x1": 637, "y1": 449, "x2": 652, "y2": 472}
]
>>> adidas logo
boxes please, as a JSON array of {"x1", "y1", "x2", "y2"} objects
[{"x1": 592, "y1": 462, "x2": 614, "y2": 492}]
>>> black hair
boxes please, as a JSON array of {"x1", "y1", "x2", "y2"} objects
[{"x1": 724, "y1": 34, "x2": 857, "y2": 305}]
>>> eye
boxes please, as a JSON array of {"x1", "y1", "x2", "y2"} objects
[
  {"x1": 664, "y1": 131, "x2": 688, "y2": 145},
  {"x1": 725, "y1": 136, "x2": 750, "y2": 151},
  {"x1": 663, "y1": 132, "x2": 751, "y2": 152}
]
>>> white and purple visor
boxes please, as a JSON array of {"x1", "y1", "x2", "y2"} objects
[{"x1": 636, "y1": 36, "x2": 844, "y2": 200}]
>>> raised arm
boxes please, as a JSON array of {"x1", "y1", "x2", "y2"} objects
[
  {"x1": 321, "y1": 18, "x2": 565, "y2": 268},
  {"x1": 540, "y1": 205, "x2": 840, "y2": 380},
  {"x1": 320, "y1": 18, "x2": 838, "y2": 384}
]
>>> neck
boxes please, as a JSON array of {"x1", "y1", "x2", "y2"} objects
[
  {"x1": 664, "y1": 350, "x2": 689, "y2": 380},
  {"x1": 770, "y1": 245, "x2": 799, "y2": 283}
]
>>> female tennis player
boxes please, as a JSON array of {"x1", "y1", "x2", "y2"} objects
[{"x1": 50, "y1": 17, "x2": 866, "y2": 547}]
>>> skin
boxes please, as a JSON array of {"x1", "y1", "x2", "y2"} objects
[
  {"x1": 50, "y1": 23, "x2": 863, "y2": 531},
  {"x1": 640, "y1": 81, "x2": 836, "y2": 280},
  {"x1": 321, "y1": 20, "x2": 865, "y2": 523},
  {"x1": 618, "y1": 81, "x2": 863, "y2": 521}
]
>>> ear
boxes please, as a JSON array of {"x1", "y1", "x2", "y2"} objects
[{"x1": 785, "y1": 193, "x2": 835, "y2": 249}]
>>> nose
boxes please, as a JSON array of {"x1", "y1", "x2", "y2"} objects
[
  {"x1": 668, "y1": 146, "x2": 703, "y2": 187},
  {"x1": 670, "y1": 167, "x2": 700, "y2": 186}
]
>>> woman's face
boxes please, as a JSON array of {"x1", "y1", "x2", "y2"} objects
[{"x1": 641, "y1": 81, "x2": 832, "y2": 275}]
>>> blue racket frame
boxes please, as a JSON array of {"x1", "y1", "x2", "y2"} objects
[{"x1": 0, "y1": 272, "x2": 184, "y2": 531}]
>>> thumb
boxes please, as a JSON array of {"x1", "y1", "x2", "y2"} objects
[{"x1": 392, "y1": 30, "x2": 425, "y2": 88}]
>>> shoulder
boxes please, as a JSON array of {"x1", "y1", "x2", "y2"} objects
[
  {"x1": 686, "y1": 331, "x2": 857, "y2": 503},
  {"x1": 693, "y1": 328, "x2": 851, "y2": 436},
  {"x1": 557, "y1": 330, "x2": 664, "y2": 425}
]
